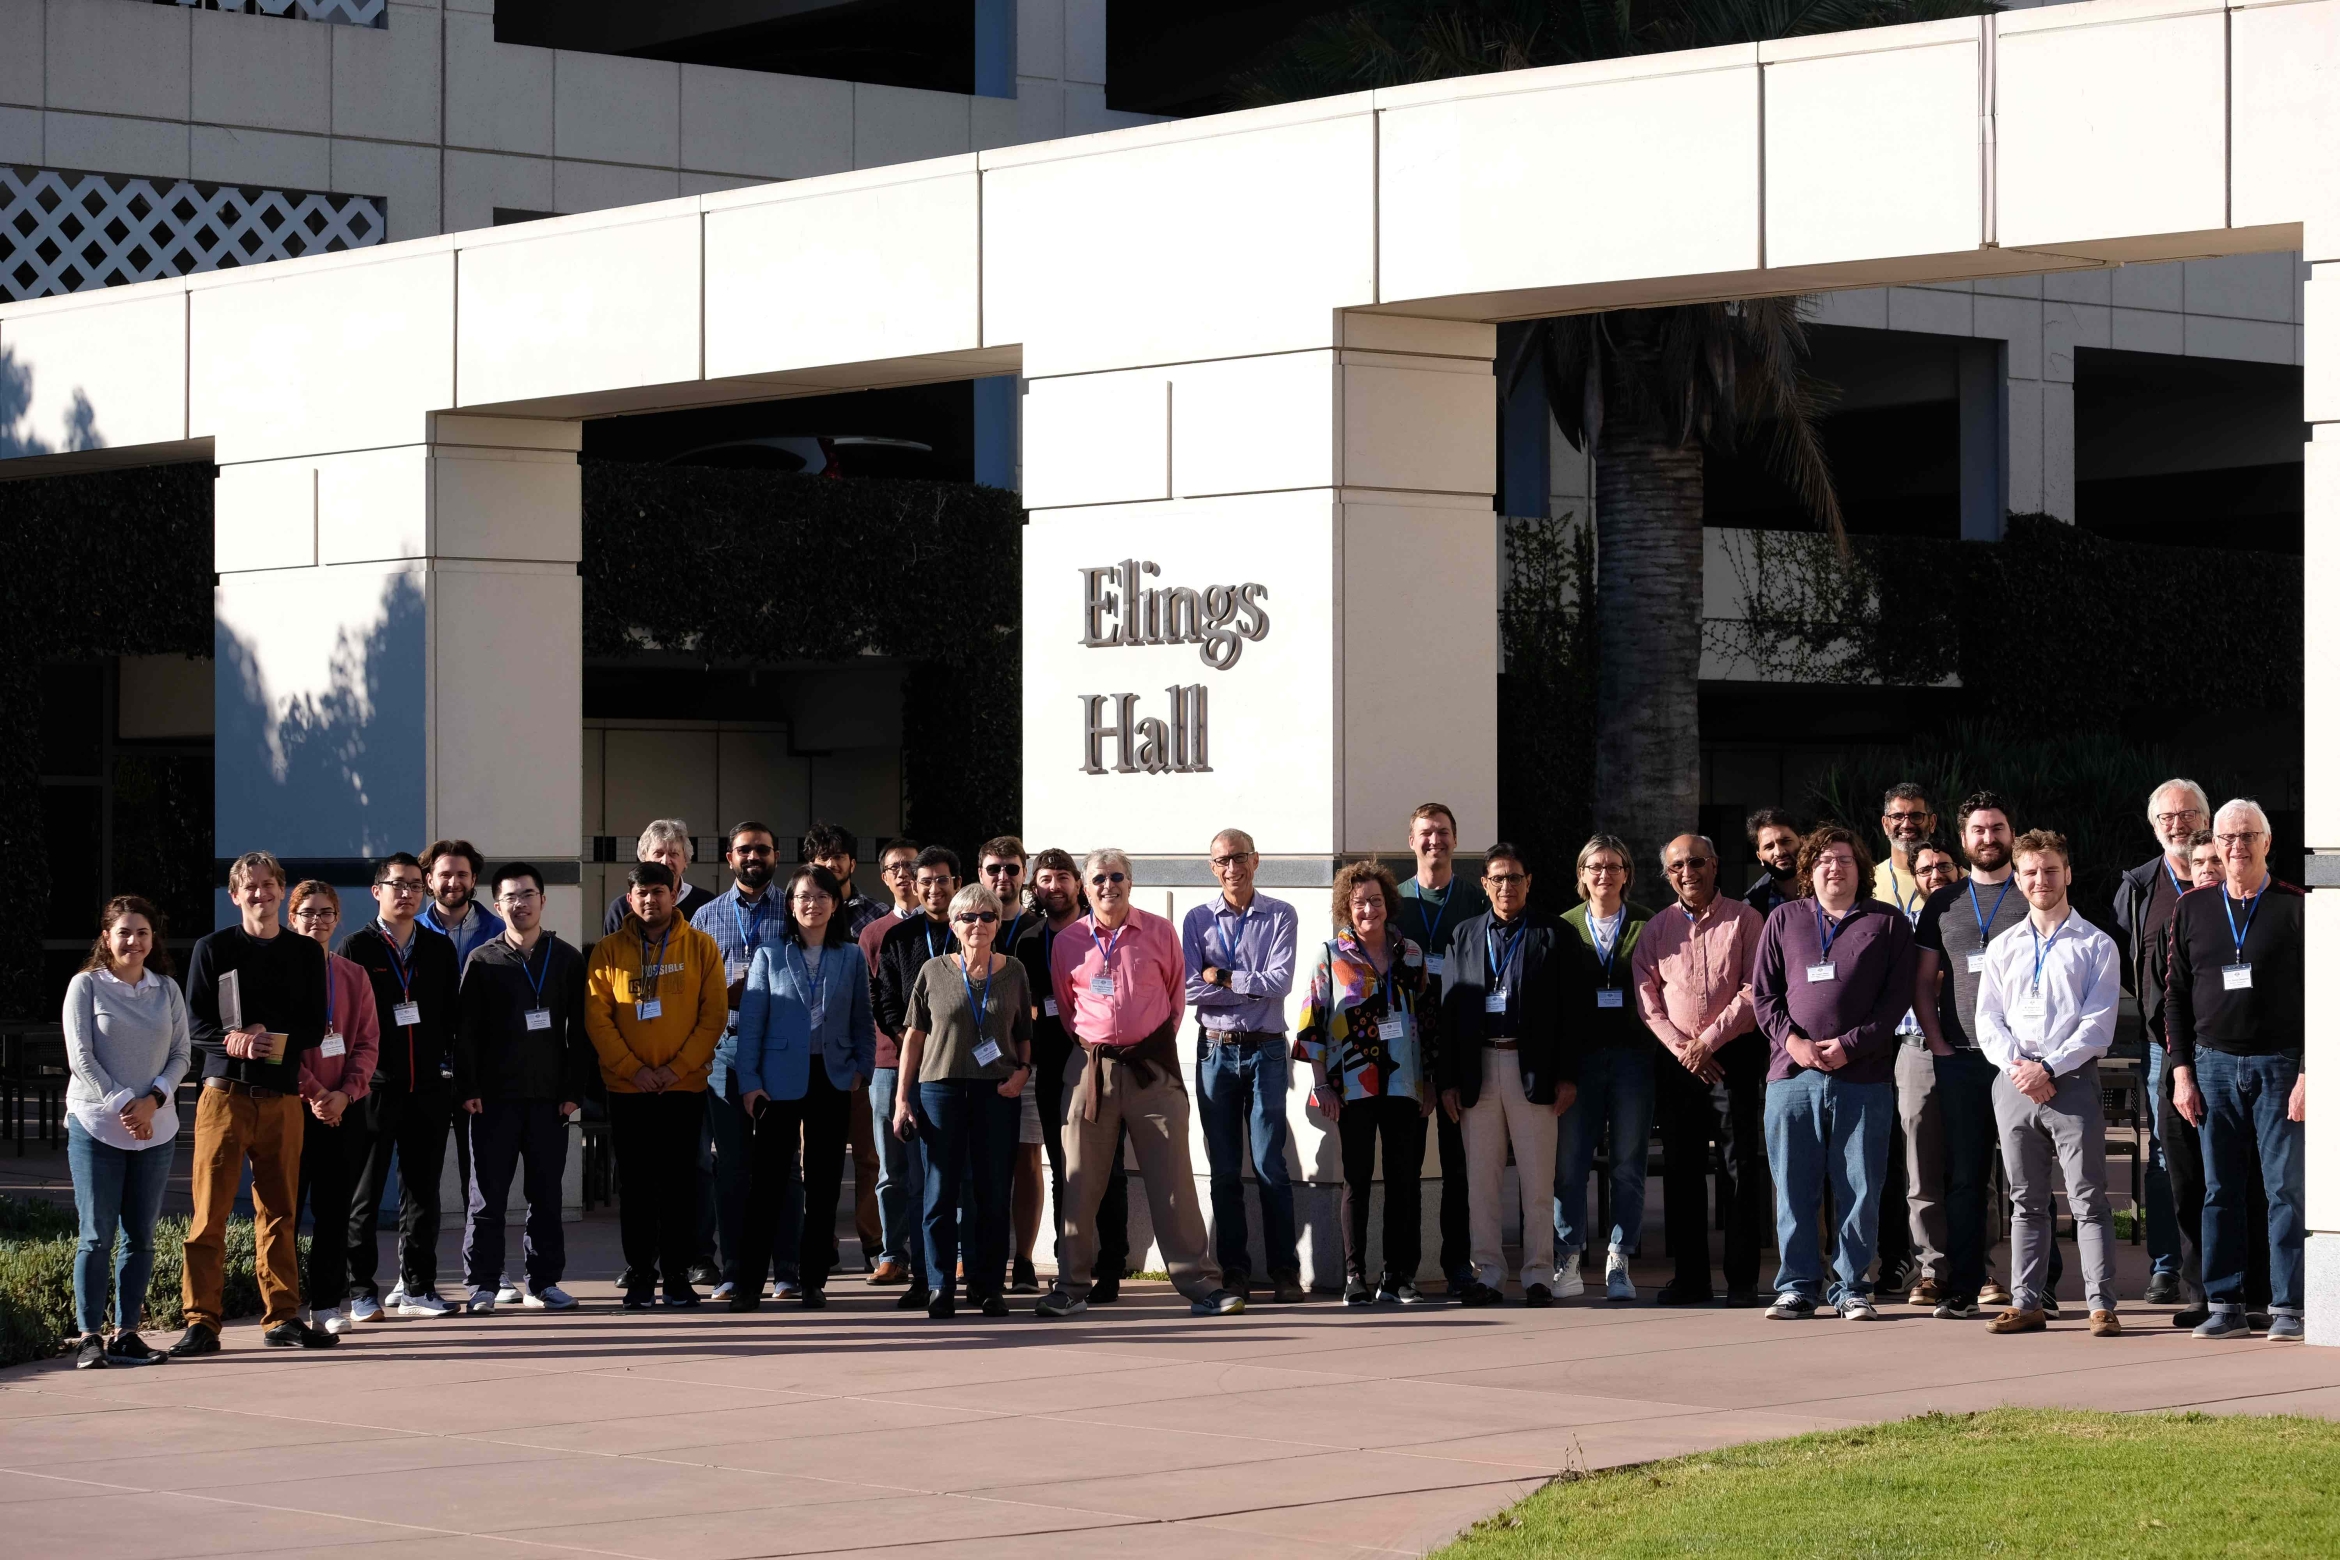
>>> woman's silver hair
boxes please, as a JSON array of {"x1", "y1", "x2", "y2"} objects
[
  {"x1": 637, "y1": 819, "x2": 692, "y2": 859},
  {"x1": 2214, "y1": 797, "x2": 2272, "y2": 837},
  {"x1": 949, "y1": 882, "x2": 1003, "y2": 923},
  {"x1": 2146, "y1": 779, "x2": 2209, "y2": 822},
  {"x1": 1083, "y1": 847, "x2": 1133, "y2": 880}
]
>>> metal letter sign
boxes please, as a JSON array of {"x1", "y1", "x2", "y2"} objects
[{"x1": 1077, "y1": 562, "x2": 1260, "y2": 776}]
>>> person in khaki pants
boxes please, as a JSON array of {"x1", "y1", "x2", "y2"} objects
[
  {"x1": 1036, "y1": 848, "x2": 1245, "y2": 1320},
  {"x1": 171, "y1": 850, "x2": 332, "y2": 1356}
]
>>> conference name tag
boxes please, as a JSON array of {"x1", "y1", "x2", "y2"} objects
[
  {"x1": 2224, "y1": 963, "x2": 2254, "y2": 991},
  {"x1": 973, "y1": 1039, "x2": 1003, "y2": 1066},
  {"x1": 1381, "y1": 1012, "x2": 1410, "y2": 1041},
  {"x1": 2015, "y1": 994, "x2": 2047, "y2": 1023},
  {"x1": 319, "y1": 1031, "x2": 346, "y2": 1059},
  {"x1": 525, "y1": 1008, "x2": 552, "y2": 1031},
  {"x1": 1089, "y1": 976, "x2": 1116, "y2": 996},
  {"x1": 1484, "y1": 991, "x2": 1508, "y2": 1013},
  {"x1": 1806, "y1": 962, "x2": 1837, "y2": 983},
  {"x1": 637, "y1": 998, "x2": 663, "y2": 1020},
  {"x1": 1426, "y1": 954, "x2": 1446, "y2": 979},
  {"x1": 1596, "y1": 989, "x2": 1625, "y2": 1010},
  {"x1": 393, "y1": 1001, "x2": 421, "y2": 1027},
  {"x1": 1043, "y1": 997, "x2": 1059, "y2": 1017},
  {"x1": 1967, "y1": 953, "x2": 1987, "y2": 974}
]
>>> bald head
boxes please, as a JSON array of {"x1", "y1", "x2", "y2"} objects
[{"x1": 1662, "y1": 833, "x2": 1719, "y2": 911}]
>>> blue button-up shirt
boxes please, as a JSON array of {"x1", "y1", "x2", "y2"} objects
[
  {"x1": 691, "y1": 885, "x2": 788, "y2": 1088},
  {"x1": 1181, "y1": 892, "x2": 1299, "y2": 1035}
]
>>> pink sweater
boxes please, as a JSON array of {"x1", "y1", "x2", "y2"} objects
[{"x1": 299, "y1": 951, "x2": 381, "y2": 1102}]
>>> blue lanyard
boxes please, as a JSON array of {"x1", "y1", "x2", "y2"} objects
[
  {"x1": 1586, "y1": 909, "x2": 1623, "y2": 980},
  {"x1": 1968, "y1": 878, "x2": 2013, "y2": 943},
  {"x1": 958, "y1": 953, "x2": 995, "y2": 1034},
  {"x1": 1486, "y1": 918, "x2": 1523, "y2": 985},
  {"x1": 639, "y1": 925, "x2": 670, "y2": 1002},
  {"x1": 1215, "y1": 899, "x2": 1254, "y2": 971},
  {"x1": 2222, "y1": 877, "x2": 2268, "y2": 963},
  {"x1": 729, "y1": 891, "x2": 769, "y2": 957},
  {"x1": 1363, "y1": 937, "x2": 1404, "y2": 1015},
  {"x1": 1885, "y1": 863, "x2": 1921, "y2": 916},
  {"x1": 2029, "y1": 917, "x2": 2068, "y2": 990},
  {"x1": 1411, "y1": 882, "x2": 1454, "y2": 949},
  {"x1": 1813, "y1": 899, "x2": 1848, "y2": 960},
  {"x1": 1090, "y1": 913, "x2": 1127, "y2": 966},
  {"x1": 518, "y1": 937, "x2": 550, "y2": 1009},
  {"x1": 923, "y1": 919, "x2": 949, "y2": 961},
  {"x1": 792, "y1": 942, "x2": 826, "y2": 1013},
  {"x1": 2166, "y1": 859, "x2": 2189, "y2": 900}
]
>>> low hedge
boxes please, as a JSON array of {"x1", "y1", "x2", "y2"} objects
[{"x1": 0, "y1": 1194, "x2": 305, "y2": 1367}]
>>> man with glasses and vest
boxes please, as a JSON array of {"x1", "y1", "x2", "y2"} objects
[
  {"x1": 2168, "y1": 799, "x2": 2307, "y2": 1341},
  {"x1": 1184, "y1": 828, "x2": 1303, "y2": 1304}
]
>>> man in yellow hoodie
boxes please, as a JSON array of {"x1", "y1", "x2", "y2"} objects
[{"x1": 586, "y1": 862, "x2": 729, "y2": 1308}]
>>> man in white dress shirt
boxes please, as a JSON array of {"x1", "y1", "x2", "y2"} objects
[{"x1": 1974, "y1": 829, "x2": 2122, "y2": 1338}]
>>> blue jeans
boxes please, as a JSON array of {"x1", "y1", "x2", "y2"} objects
[
  {"x1": 67, "y1": 1119, "x2": 175, "y2": 1336},
  {"x1": 2143, "y1": 1041, "x2": 2181, "y2": 1276},
  {"x1": 1553, "y1": 1044, "x2": 1655, "y2": 1260},
  {"x1": 2195, "y1": 1049, "x2": 2305, "y2": 1314},
  {"x1": 869, "y1": 1066, "x2": 923, "y2": 1273},
  {"x1": 915, "y1": 1080, "x2": 1018, "y2": 1304},
  {"x1": 1195, "y1": 1033, "x2": 1299, "y2": 1280},
  {"x1": 1764, "y1": 1070, "x2": 1895, "y2": 1308}
]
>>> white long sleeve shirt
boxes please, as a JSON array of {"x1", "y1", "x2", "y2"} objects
[{"x1": 1974, "y1": 907, "x2": 2119, "y2": 1079}]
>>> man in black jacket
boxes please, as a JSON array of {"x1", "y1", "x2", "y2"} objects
[
  {"x1": 456, "y1": 863, "x2": 595, "y2": 1313},
  {"x1": 1439, "y1": 842, "x2": 1584, "y2": 1308},
  {"x1": 870, "y1": 846, "x2": 962, "y2": 1308},
  {"x1": 1743, "y1": 810, "x2": 1804, "y2": 919},
  {"x1": 341, "y1": 852, "x2": 465, "y2": 1321}
]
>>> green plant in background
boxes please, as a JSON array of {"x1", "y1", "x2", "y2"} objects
[
  {"x1": 0, "y1": 1195, "x2": 299, "y2": 1368},
  {"x1": 1497, "y1": 514, "x2": 1597, "y2": 881}
]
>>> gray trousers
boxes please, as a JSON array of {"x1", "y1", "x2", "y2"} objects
[
  {"x1": 1992, "y1": 1060, "x2": 2116, "y2": 1314},
  {"x1": 1896, "y1": 1044, "x2": 1948, "y2": 1284}
]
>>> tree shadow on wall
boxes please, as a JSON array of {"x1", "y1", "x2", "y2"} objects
[
  {"x1": 214, "y1": 570, "x2": 427, "y2": 861},
  {"x1": 0, "y1": 344, "x2": 103, "y2": 459}
]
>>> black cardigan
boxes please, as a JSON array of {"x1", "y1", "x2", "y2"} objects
[{"x1": 1437, "y1": 908, "x2": 1586, "y2": 1107}]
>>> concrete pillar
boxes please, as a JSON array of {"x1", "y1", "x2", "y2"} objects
[
  {"x1": 1019, "y1": 312, "x2": 1499, "y2": 1287},
  {"x1": 2306, "y1": 237, "x2": 2339, "y2": 1343}
]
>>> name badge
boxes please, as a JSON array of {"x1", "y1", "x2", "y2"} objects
[
  {"x1": 973, "y1": 1039, "x2": 1003, "y2": 1066},
  {"x1": 726, "y1": 960, "x2": 748, "y2": 986},
  {"x1": 1484, "y1": 991, "x2": 1508, "y2": 1013},
  {"x1": 637, "y1": 998, "x2": 663, "y2": 1020},
  {"x1": 1966, "y1": 952, "x2": 1987, "y2": 974},
  {"x1": 319, "y1": 1031, "x2": 347, "y2": 1059},
  {"x1": 2223, "y1": 963, "x2": 2254, "y2": 991},
  {"x1": 1381, "y1": 1012, "x2": 1410, "y2": 1041},
  {"x1": 1596, "y1": 989, "x2": 1625, "y2": 1010},
  {"x1": 392, "y1": 1001, "x2": 421, "y2": 1027},
  {"x1": 2015, "y1": 993, "x2": 2047, "y2": 1023},
  {"x1": 1043, "y1": 997, "x2": 1060, "y2": 1017},
  {"x1": 1426, "y1": 954, "x2": 1446, "y2": 979},
  {"x1": 1806, "y1": 962, "x2": 1837, "y2": 984},
  {"x1": 1089, "y1": 976, "x2": 1116, "y2": 996},
  {"x1": 525, "y1": 1007, "x2": 553, "y2": 1031}
]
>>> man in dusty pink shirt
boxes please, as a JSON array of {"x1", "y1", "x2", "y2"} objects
[
  {"x1": 1037, "y1": 847, "x2": 1244, "y2": 1318},
  {"x1": 1633, "y1": 833, "x2": 1768, "y2": 1307}
]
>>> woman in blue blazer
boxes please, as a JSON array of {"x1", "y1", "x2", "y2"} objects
[{"x1": 729, "y1": 863, "x2": 875, "y2": 1311}]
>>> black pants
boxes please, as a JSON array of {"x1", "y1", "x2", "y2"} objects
[
  {"x1": 736, "y1": 1067, "x2": 853, "y2": 1297},
  {"x1": 1436, "y1": 1107, "x2": 1472, "y2": 1286},
  {"x1": 609, "y1": 1090, "x2": 707, "y2": 1299},
  {"x1": 349, "y1": 1087, "x2": 451, "y2": 1299},
  {"x1": 297, "y1": 1108, "x2": 368, "y2": 1310},
  {"x1": 2157, "y1": 1064, "x2": 2269, "y2": 1308},
  {"x1": 1655, "y1": 1038, "x2": 1769, "y2": 1296},
  {"x1": 464, "y1": 1099, "x2": 568, "y2": 1292},
  {"x1": 1035, "y1": 1025, "x2": 1128, "y2": 1276},
  {"x1": 1336, "y1": 1095, "x2": 1425, "y2": 1283}
]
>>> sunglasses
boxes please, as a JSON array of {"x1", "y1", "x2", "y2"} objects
[
  {"x1": 981, "y1": 862, "x2": 1023, "y2": 876},
  {"x1": 1090, "y1": 872, "x2": 1127, "y2": 887},
  {"x1": 954, "y1": 911, "x2": 998, "y2": 925}
]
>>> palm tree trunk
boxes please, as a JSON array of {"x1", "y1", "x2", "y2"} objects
[{"x1": 1592, "y1": 409, "x2": 1705, "y2": 876}]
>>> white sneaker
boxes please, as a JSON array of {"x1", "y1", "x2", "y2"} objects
[
  {"x1": 1554, "y1": 1256, "x2": 1585, "y2": 1299},
  {"x1": 711, "y1": 1281, "x2": 736, "y2": 1301},
  {"x1": 1605, "y1": 1251, "x2": 1636, "y2": 1302},
  {"x1": 317, "y1": 1307, "x2": 353, "y2": 1336},
  {"x1": 496, "y1": 1276, "x2": 522, "y2": 1305},
  {"x1": 348, "y1": 1294, "x2": 383, "y2": 1323},
  {"x1": 395, "y1": 1290, "x2": 452, "y2": 1319},
  {"x1": 385, "y1": 1281, "x2": 407, "y2": 1309},
  {"x1": 523, "y1": 1284, "x2": 577, "y2": 1311}
]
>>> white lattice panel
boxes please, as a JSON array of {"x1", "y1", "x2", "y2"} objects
[
  {"x1": 2, "y1": 168, "x2": 385, "y2": 301},
  {"x1": 164, "y1": 0, "x2": 387, "y2": 27}
]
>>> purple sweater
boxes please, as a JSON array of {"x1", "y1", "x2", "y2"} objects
[{"x1": 1751, "y1": 896, "x2": 1915, "y2": 1085}]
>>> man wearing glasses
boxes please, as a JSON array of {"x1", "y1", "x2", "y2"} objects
[
  {"x1": 455, "y1": 864, "x2": 594, "y2": 1313},
  {"x1": 2113, "y1": 778, "x2": 2212, "y2": 1312},
  {"x1": 857, "y1": 838, "x2": 926, "y2": 1286},
  {"x1": 1039, "y1": 849, "x2": 1244, "y2": 1317},
  {"x1": 690, "y1": 822, "x2": 784, "y2": 1301},
  {"x1": 1637, "y1": 834, "x2": 1768, "y2": 1306},
  {"x1": 341, "y1": 852, "x2": 464, "y2": 1321},
  {"x1": 1184, "y1": 829, "x2": 1304, "y2": 1304},
  {"x1": 870, "y1": 846, "x2": 964, "y2": 1306},
  {"x1": 1869, "y1": 784, "x2": 1936, "y2": 1299},
  {"x1": 2167, "y1": 800, "x2": 2308, "y2": 1340}
]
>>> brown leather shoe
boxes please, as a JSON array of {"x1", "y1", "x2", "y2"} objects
[
  {"x1": 1985, "y1": 1307, "x2": 2046, "y2": 1334},
  {"x1": 866, "y1": 1260, "x2": 909, "y2": 1286},
  {"x1": 1907, "y1": 1279, "x2": 1946, "y2": 1307},
  {"x1": 1978, "y1": 1279, "x2": 2012, "y2": 1307},
  {"x1": 2089, "y1": 1309, "x2": 2123, "y2": 1337}
]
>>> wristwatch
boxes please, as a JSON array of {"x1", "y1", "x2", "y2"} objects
[{"x1": 147, "y1": 1086, "x2": 169, "y2": 1107}]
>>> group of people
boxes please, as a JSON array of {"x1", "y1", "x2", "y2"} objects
[{"x1": 54, "y1": 780, "x2": 2308, "y2": 1367}]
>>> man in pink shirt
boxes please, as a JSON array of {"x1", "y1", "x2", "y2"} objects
[
  {"x1": 1633, "y1": 833, "x2": 1768, "y2": 1307},
  {"x1": 1037, "y1": 848, "x2": 1244, "y2": 1318}
]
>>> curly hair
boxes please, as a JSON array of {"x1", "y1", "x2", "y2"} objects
[
  {"x1": 1794, "y1": 824, "x2": 1875, "y2": 900},
  {"x1": 1330, "y1": 859, "x2": 1402, "y2": 936}
]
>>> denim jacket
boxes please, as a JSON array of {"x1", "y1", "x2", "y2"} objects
[{"x1": 736, "y1": 938, "x2": 875, "y2": 1099}]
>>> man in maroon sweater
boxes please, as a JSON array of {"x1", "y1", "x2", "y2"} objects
[{"x1": 1751, "y1": 825, "x2": 1915, "y2": 1322}]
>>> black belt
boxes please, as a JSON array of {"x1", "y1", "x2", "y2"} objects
[{"x1": 204, "y1": 1077, "x2": 285, "y2": 1100}]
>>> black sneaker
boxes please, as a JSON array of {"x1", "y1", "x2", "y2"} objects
[
  {"x1": 1389, "y1": 1281, "x2": 1428, "y2": 1306},
  {"x1": 75, "y1": 1333, "x2": 109, "y2": 1370},
  {"x1": 980, "y1": 1295, "x2": 1011, "y2": 1317},
  {"x1": 927, "y1": 1295, "x2": 956, "y2": 1320},
  {"x1": 897, "y1": 1286, "x2": 931, "y2": 1311},
  {"x1": 663, "y1": 1290, "x2": 703, "y2": 1310},
  {"x1": 2144, "y1": 1272, "x2": 2182, "y2": 1305},
  {"x1": 1034, "y1": 1287, "x2": 1086, "y2": 1318},
  {"x1": 2172, "y1": 1305, "x2": 2210, "y2": 1329},
  {"x1": 1933, "y1": 1294, "x2": 1982, "y2": 1320},
  {"x1": 1271, "y1": 1273, "x2": 1306, "y2": 1304},
  {"x1": 620, "y1": 1292, "x2": 656, "y2": 1312},
  {"x1": 727, "y1": 1294, "x2": 760, "y2": 1313},
  {"x1": 800, "y1": 1287, "x2": 827, "y2": 1310},
  {"x1": 167, "y1": 1323, "x2": 219, "y2": 1357},
  {"x1": 1344, "y1": 1278, "x2": 1373, "y2": 1306},
  {"x1": 1011, "y1": 1258, "x2": 1039, "y2": 1294},
  {"x1": 1459, "y1": 1282, "x2": 1503, "y2": 1308},
  {"x1": 1724, "y1": 1290, "x2": 1766, "y2": 1308},
  {"x1": 1654, "y1": 1280, "x2": 1715, "y2": 1307},
  {"x1": 1521, "y1": 1283, "x2": 1555, "y2": 1308},
  {"x1": 2040, "y1": 1294, "x2": 2062, "y2": 1320},
  {"x1": 105, "y1": 1332, "x2": 165, "y2": 1366},
  {"x1": 1089, "y1": 1276, "x2": 1121, "y2": 1304},
  {"x1": 688, "y1": 1262, "x2": 723, "y2": 1289}
]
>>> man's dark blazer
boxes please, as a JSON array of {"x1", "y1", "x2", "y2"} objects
[{"x1": 1437, "y1": 908, "x2": 1587, "y2": 1107}]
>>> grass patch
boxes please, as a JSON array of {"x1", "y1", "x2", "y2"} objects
[
  {"x1": 1439, "y1": 1409, "x2": 2340, "y2": 1559},
  {"x1": 0, "y1": 1193, "x2": 302, "y2": 1367}
]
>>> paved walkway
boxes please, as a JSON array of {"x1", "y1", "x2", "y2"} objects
[{"x1": 7, "y1": 1272, "x2": 2340, "y2": 1560}]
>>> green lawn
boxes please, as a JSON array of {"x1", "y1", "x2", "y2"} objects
[{"x1": 1437, "y1": 1409, "x2": 2340, "y2": 1559}]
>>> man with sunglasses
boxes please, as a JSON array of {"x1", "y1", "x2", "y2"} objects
[
  {"x1": 690, "y1": 822, "x2": 785, "y2": 1300},
  {"x1": 1184, "y1": 828, "x2": 1303, "y2": 1304},
  {"x1": 340, "y1": 852, "x2": 464, "y2": 1321},
  {"x1": 869, "y1": 846, "x2": 964, "y2": 1306}
]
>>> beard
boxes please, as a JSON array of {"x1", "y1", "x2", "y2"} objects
[
  {"x1": 1968, "y1": 843, "x2": 2010, "y2": 872},
  {"x1": 737, "y1": 861, "x2": 773, "y2": 892}
]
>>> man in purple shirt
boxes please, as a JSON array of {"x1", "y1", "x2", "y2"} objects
[
  {"x1": 1182, "y1": 829, "x2": 1302, "y2": 1303},
  {"x1": 1751, "y1": 825, "x2": 1915, "y2": 1322}
]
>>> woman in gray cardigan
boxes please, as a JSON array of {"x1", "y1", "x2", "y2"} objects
[{"x1": 63, "y1": 895, "x2": 192, "y2": 1368}]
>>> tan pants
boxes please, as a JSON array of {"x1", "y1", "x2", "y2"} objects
[
  {"x1": 1058, "y1": 1046, "x2": 1223, "y2": 1302},
  {"x1": 184, "y1": 1086, "x2": 305, "y2": 1332},
  {"x1": 1462, "y1": 1049, "x2": 1560, "y2": 1293},
  {"x1": 849, "y1": 1079, "x2": 883, "y2": 1259}
]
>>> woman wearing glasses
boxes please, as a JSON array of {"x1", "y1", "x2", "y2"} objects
[
  {"x1": 286, "y1": 881, "x2": 384, "y2": 1337},
  {"x1": 1298, "y1": 860, "x2": 1440, "y2": 1306},
  {"x1": 731, "y1": 864, "x2": 876, "y2": 1311},
  {"x1": 891, "y1": 882, "x2": 1033, "y2": 1318}
]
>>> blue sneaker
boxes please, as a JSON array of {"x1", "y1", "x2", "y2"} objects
[
  {"x1": 2267, "y1": 1313, "x2": 2305, "y2": 1342},
  {"x1": 2193, "y1": 1308, "x2": 2252, "y2": 1339}
]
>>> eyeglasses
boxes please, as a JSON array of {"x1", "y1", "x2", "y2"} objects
[
  {"x1": 730, "y1": 844, "x2": 774, "y2": 858},
  {"x1": 1583, "y1": 863, "x2": 1624, "y2": 875},
  {"x1": 881, "y1": 861, "x2": 917, "y2": 876},
  {"x1": 1485, "y1": 873, "x2": 1528, "y2": 887},
  {"x1": 1210, "y1": 854, "x2": 1254, "y2": 869},
  {"x1": 954, "y1": 911, "x2": 999, "y2": 925},
  {"x1": 1883, "y1": 809, "x2": 1932, "y2": 825},
  {"x1": 981, "y1": 862, "x2": 1023, "y2": 876},
  {"x1": 2214, "y1": 832, "x2": 2264, "y2": 848},
  {"x1": 377, "y1": 880, "x2": 425, "y2": 896},
  {"x1": 789, "y1": 892, "x2": 833, "y2": 907},
  {"x1": 1090, "y1": 872, "x2": 1127, "y2": 887},
  {"x1": 2153, "y1": 810, "x2": 2206, "y2": 828},
  {"x1": 497, "y1": 889, "x2": 542, "y2": 905},
  {"x1": 1664, "y1": 858, "x2": 1714, "y2": 873},
  {"x1": 291, "y1": 906, "x2": 336, "y2": 920}
]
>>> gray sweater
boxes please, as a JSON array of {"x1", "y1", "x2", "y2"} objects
[{"x1": 64, "y1": 968, "x2": 192, "y2": 1119}]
